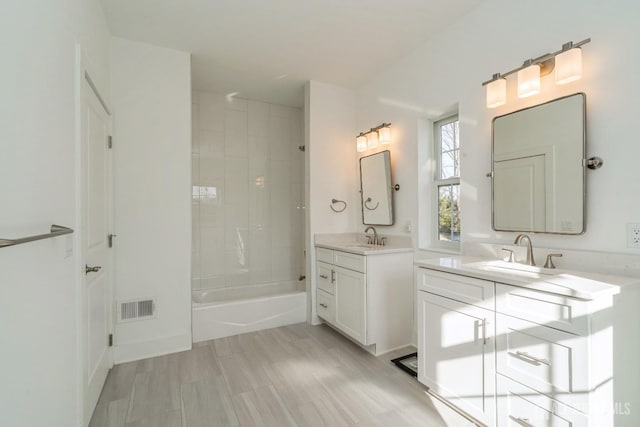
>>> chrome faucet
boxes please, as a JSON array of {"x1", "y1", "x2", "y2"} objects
[
  {"x1": 513, "y1": 234, "x2": 535, "y2": 266},
  {"x1": 364, "y1": 226, "x2": 378, "y2": 245}
]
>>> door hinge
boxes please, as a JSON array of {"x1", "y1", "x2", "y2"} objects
[
  {"x1": 108, "y1": 234, "x2": 117, "y2": 248},
  {"x1": 108, "y1": 135, "x2": 113, "y2": 149},
  {"x1": 108, "y1": 333, "x2": 113, "y2": 347}
]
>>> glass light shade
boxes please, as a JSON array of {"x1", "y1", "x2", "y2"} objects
[
  {"x1": 356, "y1": 135, "x2": 367, "y2": 152},
  {"x1": 367, "y1": 131, "x2": 379, "y2": 149},
  {"x1": 486, "y1": 78, "x2": 507, "y2": 108},
  {"x1": 517, "y1": 64, "x2": 541, "y2": 98},
  {"x1": 555, "y1": 48, "x2": 582, "y2": 85},
  {"x1": 378, "y1": 127, "x2": 391, "y2": 145}
]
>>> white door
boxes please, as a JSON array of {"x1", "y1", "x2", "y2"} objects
[
  {"x1": 418, "y1": 291, "x2": 495, "y2": 426},
  {"x1": 494, "y1": 155, "x2": 546, "y2": 232},
  {"x1": 82, "y1": 74, "x2": 113, "y2": 425}
]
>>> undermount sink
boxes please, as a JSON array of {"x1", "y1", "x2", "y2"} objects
[{"x1": 464, "y1": 260, "x2": 557, "y2": 280}]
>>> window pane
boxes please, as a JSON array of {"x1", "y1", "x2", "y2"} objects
[
  {"x1": 440, "y1": 121, "x2": 459, "y2": 151},
  {"x1": 441, "y1": 122, "x2": 455, "y2": 151},
  {"x1": 439, "y1": 119, "x2": 460, "y2": 179},
  {"x1": 438, "y1": 184, "x2": 461, "y2": 242},
  {"x1": 440, "y1": 150, "x2": 455, "y2": 179}
]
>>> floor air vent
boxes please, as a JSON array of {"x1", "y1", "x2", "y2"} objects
[{"x1": 119, "y1": 299, "x2": 155, "y2": 322}]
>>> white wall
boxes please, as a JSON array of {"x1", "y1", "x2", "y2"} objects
[
  {"x1": 305, "y1": 80, "x2": 358, "y2": 323},
  {"x1": 191, "y1": 92, "x2": 304, "y2": 291},
  {"x1": 355, "y1": 0, "x2": 640, "y2": 257},
  {"x1": 110, "y1": 37, "x2": 192, "y2": 362},
  {"x1": 0, "y1": 1, "x2": 110, "y2": 426}
]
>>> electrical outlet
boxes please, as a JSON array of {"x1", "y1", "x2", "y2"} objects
[{"x1": 627, "y1": 223, "x2": 640, "y2": 248}]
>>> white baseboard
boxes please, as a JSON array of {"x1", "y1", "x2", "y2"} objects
[{"x1": 114, "y1": 332, "x2": 192, "y2": 364}]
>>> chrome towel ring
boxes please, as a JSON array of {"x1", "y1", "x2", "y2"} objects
[
  {"x1": 364, "y1": 197, "x2": 379, "y2": 211},
  {"x1": 330, "y1": 199, "x2": 347, "y2": 213}
]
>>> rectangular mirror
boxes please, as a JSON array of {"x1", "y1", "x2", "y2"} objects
[
  {"x1": 360, "y1": 150, "x2": 393, "y2": 225},
  {"x1": 492, "y1": 93, "x2": 586, "y2": 234}
]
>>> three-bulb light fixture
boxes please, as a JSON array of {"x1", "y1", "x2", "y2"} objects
[
  {"x1": 483, "y1": 38, "x2": 590, "y2": 108},
  {"x1": 356, "y1": 123, "x2": 391, "y2": 152}
]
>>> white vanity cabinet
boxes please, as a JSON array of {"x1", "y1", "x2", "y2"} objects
[
  {"x1": 416, "y1": 268, "x2": 496, "y2": 426},
  {"x1": 416, "y1": 258, "x2": 640, "y2": 427},
  {"x1": 315, "y1": 246, "x2": 413, "y2": 355}
]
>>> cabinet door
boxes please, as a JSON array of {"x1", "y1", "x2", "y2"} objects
[
  {"x1": 334, "y1": 265, "x2": 367, "y2": 344},
  {"x1": 418, "y1": 291, "x2": 496, "y2": 426}
]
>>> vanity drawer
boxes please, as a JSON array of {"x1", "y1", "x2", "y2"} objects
[
  {"x1": 316, "y1": 290, "x2": 335, "y2": 323},
  {"x1": 497, "y1": 375, "x2": 587, "y2": 427},
  {"x1": 317, "y1": 262, "x2": 335, "y2": 294},
  {"x1": 417, "y1": 268, "x2": 495, "y2": 310},
  {"x1": 496, "y1": 313, "x2": 588, "y2": 413},
  {"x1": 496, "y1": 284, "x2": 589, "y2": 335},
  {"x1": 334, "y1": 250, "x2": 365, "y2": 273},
  {"x1": 317, "y1": 247, "x2": 334, "y2": 263}
]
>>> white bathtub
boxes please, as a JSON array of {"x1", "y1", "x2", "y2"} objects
[{"x1": 192, "y1": 281, "x2": 307, "y2": 342}]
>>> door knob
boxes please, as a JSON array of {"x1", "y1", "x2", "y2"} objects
[{"x1": 86, "y1": 264, "x2": 102, "y2": 274}]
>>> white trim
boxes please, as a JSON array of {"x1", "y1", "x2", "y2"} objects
[
  {"x1": 74, "y1": 43, "x2": 83, "y2": 427},
  {"x1": 114, "y1": 333, "x2": 192, "y2": 364}
]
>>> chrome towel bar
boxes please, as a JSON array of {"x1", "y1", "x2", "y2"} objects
[{"x1": 0, "y1": 224, "x2": 74, "y2": 248}]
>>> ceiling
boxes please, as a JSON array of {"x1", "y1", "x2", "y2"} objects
[{"x1": 100, "y1": 0, "x2": 484, "y2": 107}]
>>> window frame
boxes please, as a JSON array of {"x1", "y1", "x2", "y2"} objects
[{"x1": 433, "y1": 114, "x2": 460, "y2": 251}]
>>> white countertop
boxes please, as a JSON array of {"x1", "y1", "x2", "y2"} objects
[
  {"x1": 415, "y1": 256, "x2": 638, "y2": 300},
  {"x1": 315, "y1": 241, "x2": 413, "y2": 256},
  {"x1": 315, "y1": 232, "x2": 413, "y2": 256}
]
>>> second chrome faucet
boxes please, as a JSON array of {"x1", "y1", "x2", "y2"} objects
[
  {"x1": 509, "y1": 234, "x2": 563, "y2": 269},
  {"x1": 513, "y1": 233, "x2": 535, "y2": 266},
  {"x1": 364, "y1": 226, "x2": 386, "y2": 246}
]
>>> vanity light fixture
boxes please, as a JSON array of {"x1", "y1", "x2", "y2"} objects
[
  {"x1": 555, "y1": 42, "x2": 583, "y2": 85},
  {"x1": 517, "y1": 60, "x2": 542, "y2": 98},
  {"x1": 378, "y1": 125, "x2": 391, "y2": 145},
  {"x1": 485, "y1": 74, "x2": 507, "y2": 108},
  {"x1": 482, "y1": 38, "x2": 590, "y2": 108},
  {"x1": 356, "y1": 133, "x2": 368, "y2": 152},
  {"x1": 355, "y1": 123, "x2": 391, "y2": 152},
  {"x1": 367, "y1": 130, "x2": 379, "y2": 149}
]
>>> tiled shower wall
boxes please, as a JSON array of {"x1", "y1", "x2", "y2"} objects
[{"x1": 192, "y1": 91, "x2": 304, "y2": 290}]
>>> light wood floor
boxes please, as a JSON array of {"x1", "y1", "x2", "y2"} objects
[{"x1": 89, "y1": 323, "x2": 470, "y2": 427}]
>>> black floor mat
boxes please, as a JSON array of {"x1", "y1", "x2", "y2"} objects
[{"x1": 390, "y1": 352, "x2": 418, "y2": 377}]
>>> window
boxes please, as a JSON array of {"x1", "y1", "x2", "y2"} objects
[{"x1": 434, "y1": 115, "x2": 460, "y2": 247}]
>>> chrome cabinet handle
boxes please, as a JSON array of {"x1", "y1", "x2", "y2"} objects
[
  {"x1": 509, "y1": 416, "x2": 535, "y2": 427},
  {"x1": 482, "y1": 318, "x2": 488, "y2": 345},
  {"x1": 331, "y1": 270, "x2": 336, "y2": 284},
  {"x1": 515, "y1": 351, "x2": 550, "y2": 366},
  {"x1": 85, "y1": 264, "x2": 102, "y2": 275},
  {"x1": 319, "y1": 274, "x2": 328, "y2": 279},
  {"x1": 319, "y1": 303, "x2": 328, "y2": 308}
]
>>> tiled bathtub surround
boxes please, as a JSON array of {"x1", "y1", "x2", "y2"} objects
[{"x1": 192, "y1": 91, "x2": 304, "y2": 291}]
